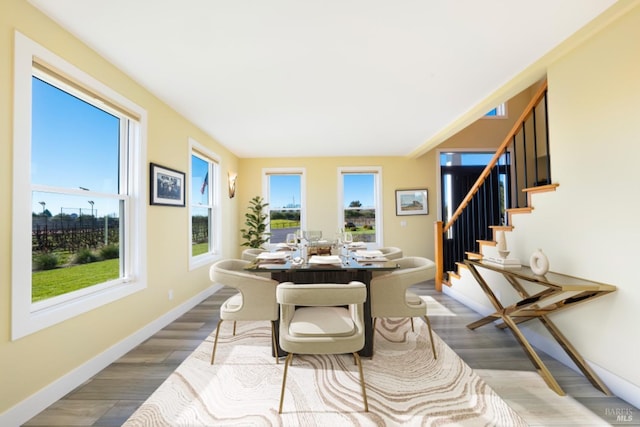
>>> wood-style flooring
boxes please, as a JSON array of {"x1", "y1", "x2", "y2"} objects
[{"x1": 24, "y1": 282, "x2": 638, "y2": 426}]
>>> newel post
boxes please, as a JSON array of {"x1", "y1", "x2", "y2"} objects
[{"x1": 434, "y1": 221, "x2": 443, "y2": 292}]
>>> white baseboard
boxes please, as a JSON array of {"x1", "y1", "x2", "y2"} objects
[
  {"x1": 0, "y1": 284, "x2": 221, "y2": 427},
  {"x1": 443, "y1": 285, "x2": 640, "y2": 409}
]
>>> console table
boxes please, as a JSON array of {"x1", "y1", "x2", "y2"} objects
[{"x1": 464, "y1": 259, "x2": 616, "y2": 396}]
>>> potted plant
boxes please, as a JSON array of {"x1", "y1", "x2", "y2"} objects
[{"x1": 240, "y1": 196, "x2": 271, "y2": 248}]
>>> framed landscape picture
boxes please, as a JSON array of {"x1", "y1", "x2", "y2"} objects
[
  {"x1": 150, "y1": 163, "x2": 185, "y2": 207},
  {"x1": 395, "y1": 189, "x2": 428, "y2": 216}
]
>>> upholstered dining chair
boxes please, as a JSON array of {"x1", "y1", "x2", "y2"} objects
[
  {"x1": 241, "y1": 248, "x2": 265, "y2": 261},
  {"x1": 377, "y1": 246, "x2": 403, "y2": 260},
  {"x1": 209, "y1": 259, "x2": 279, "y2": 364},
  {"x1": 370, "y1": 256, "x2": 437, "y2": 359},
  {"x1": 276, "y1": 282, "x2": 369, "y2": 414}
]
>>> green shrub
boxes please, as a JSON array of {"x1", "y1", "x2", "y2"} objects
[
  {"x1": 75, "y1": 248, "x2": 99, "y2": 264},
  {"x1": 35, "y1": 253, "x2": 59, "y2": 270},
  {"x1": 100, "y1": 244, "x2": 119, "y2": 260}
]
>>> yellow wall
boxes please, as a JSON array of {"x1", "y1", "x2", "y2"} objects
[
  {"x1": 1, "y1": 0, "x2": 239, "y2": 414},
  {"x1": 238, "y1": 156, "x2": 437, "y2": 259}
]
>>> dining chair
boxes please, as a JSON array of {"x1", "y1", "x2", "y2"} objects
[
  {"x1": 370, "y1": 256, "x2": 437, "y2": 359},
  {"x1": 377, "y1": 246, "x2": 403, "y2": 260},
  {"x1": 276, "y1": 282, "x2": 369, "y2": 414},
  {"x1": 241, "y1": 248, "x2": 265, "y2": 261},
  {"x1": 209, "y1": 259, "x2": 279, "y2": 364}
]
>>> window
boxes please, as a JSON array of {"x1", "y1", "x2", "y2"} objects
[
  {"x1": 484, "y1": 103, "x2": 507, "y2": 118},
  {"x1": 338, "y1": 167, "x2": 383, "y2": 246},
  {"x1": 12, "y1": 32, "x2": 147, "y2": 339},
  {"x1": 262, "y1": 169, "x2": 305, "y2": 245},
  {"x1": 189, "y1": 139, "x2": 221, "y2": 268}
]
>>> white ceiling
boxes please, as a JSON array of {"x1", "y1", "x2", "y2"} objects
[{"x1": 29, "y1": 0, "x2": 618, "y2": 158}]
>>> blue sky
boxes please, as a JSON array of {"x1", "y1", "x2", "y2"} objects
[
  {"x1": 267, "y1": 173, "x2": 374, "y2": 210},
  {"x1": 31, "y1": 76, "x2": 121, "y2": 218}
]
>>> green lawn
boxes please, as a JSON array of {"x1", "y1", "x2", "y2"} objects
[
  {"x1": 32, "y1": 259, "x2": 119, "y2": 302},
  {"x1": 192, "y1": 242, "x2": 208, "y2": 256}
]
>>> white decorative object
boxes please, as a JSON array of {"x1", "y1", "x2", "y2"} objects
[
  {"x1": 495, "y1": 230, "x2": 509, "y2": 259},
  {"x1": 529, "y1": 249, "x2": 549, "y2": 275}
]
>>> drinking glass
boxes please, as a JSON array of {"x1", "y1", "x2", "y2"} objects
[
  {"x1": 285, "y1": 233, "x2": 297, "y2": 247},
  {"x1": 343, "y1": 232, "x2": 353, "y2": 245}
]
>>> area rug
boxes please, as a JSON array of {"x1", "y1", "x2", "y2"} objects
[{"x1": 123, "y1": 318, "x2": 527, "y2": 426}]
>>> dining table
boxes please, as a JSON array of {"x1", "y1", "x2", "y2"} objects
[{"x1": 245, "y1": 247, "x2": 399, "y2": 358}]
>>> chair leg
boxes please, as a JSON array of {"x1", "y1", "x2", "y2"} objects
[
  {"x1": 271, "y1": 321, "x2": 279, "y2": 364},
  {"x1": 233, "y1": 320, "x2": 237, "y2": 336},
  {"x1": 423, "y1": 315, "x2": 437, "y2": 359},
  {"x1": 353, "y1": 352, "x2": 369, "y2": 412},
  {"x1": 278, "y1": 353, "x2": 294, "y2": 414},
  {"x1": 211, "y1": 319, "x2": 224, "y2": 365},
  {"x1": 410, "y1": 317, "x2": 415, "y2": 332}
]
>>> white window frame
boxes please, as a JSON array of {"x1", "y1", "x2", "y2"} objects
[
  {"x1": 188, "y1": 138, "x2": 222, "y2": 270},
  {"x1": 11, "y1": 31, "x2": 147, "y2": 340},
  {"x1": 337, "y1": 166, "x2": 383, "y2": 248},
  {"x1": 262, "y1": 168, "x2": 307, "y2": 249}
]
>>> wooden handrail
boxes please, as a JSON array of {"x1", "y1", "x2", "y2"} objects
[{"x1": 443, "y1": 80, "x2": 548, "y2": 233}]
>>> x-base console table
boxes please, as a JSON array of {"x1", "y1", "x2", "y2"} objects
[{"x1": 464, "y1": 259, "x2": 616, "y2": 396}]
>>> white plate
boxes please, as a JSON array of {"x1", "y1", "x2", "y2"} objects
[
  {"x1": 256, "y1": 252, "x2": 288, "y2": 260},
  {"x1": 308, "y1": 255, "x2": 342, "y2": 265},
  {"x1": 355, "y1": 250, "x2": 383, "y2": 258}
]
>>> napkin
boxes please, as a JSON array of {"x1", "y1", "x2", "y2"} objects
[
  {"x1": 257, "y1": 252, "x2": 288, "y2": 260},
  {"x1": 355, "y1": 250, "x2": 383, "y2": 258},
  {"x1": 308, "y1": 255, "x2": 342, "y2": 265}
]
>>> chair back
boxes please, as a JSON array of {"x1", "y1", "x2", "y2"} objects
[
  {"x1": 370, "y1": 256, "x2": 435, "y2": 318},
  {"x1": 210, "y1": 258, "x2": 279, "y2": 321},
  {"x1": 379, "y1": 246, "x2": 403, "y2": 260},
  {"x1": 276, "y1": 282, "x2": 366, "y2": 355},
  {"x1": 241, "y1": 248, "x2": 265, "y2": 261}
]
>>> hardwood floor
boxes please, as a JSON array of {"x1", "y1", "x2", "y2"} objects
[{"x1": 24, "y1": 282, "x2": 638, "y2": 426}]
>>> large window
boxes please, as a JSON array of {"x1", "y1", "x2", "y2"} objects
[
  {"x1": 338, "y1": 167, "x2": 383, "y2": 246},
  {"x1": 12, "y1": 32, "x2": 147, "y2": 339},
  {"x1": 263, "y1": 169, "x2": 305, "y2": 245},
  {"x1": 189, "y1": 139, "x2": 221, "y2": 268}
]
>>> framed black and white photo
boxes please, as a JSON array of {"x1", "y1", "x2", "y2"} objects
[
  {"x1": 395, "y1": 189, "x2": 428, "y2": 216},
  {"x1": 150, "y1": 163, "x2": 185, "y2": 207}
]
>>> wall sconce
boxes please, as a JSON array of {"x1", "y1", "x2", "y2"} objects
[{"x1": 228, "y1": 171, "x2": 237, "y2": 198}]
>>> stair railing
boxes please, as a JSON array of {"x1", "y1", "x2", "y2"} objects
[{"x1": 434, "y1": 80, "x2": 550, "y2": 290}]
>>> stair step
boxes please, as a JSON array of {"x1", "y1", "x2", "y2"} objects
[
  {"x1": 456, "y1": 261, "x2": 468, "y2": 270},
  {"x1": 478, "y1": 239, "x2": 496, "y2": 246},
  {"x1": 466, "y1": 252, "x2": 483, "y2": 259},
  {"x1": 489, "y1": 225, "x2": 514, "y2": 231},
  {"x1": 507, "y1": 207, "x2": 533, "y2": 215},
  {"x1": 448, "y1": 271, "x2": 461, "y2": 280},
  {"x1": 523, "y1": 183, "x2": 559, "y2": 194}
]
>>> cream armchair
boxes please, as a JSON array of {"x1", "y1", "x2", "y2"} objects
[
  {"x1": 370, "y1": 256, "x2": 437, "y2": 359},
  {"x1": 276, "y1": 282, "x2": 369, "y2": 414},
  {"x1": 209, "y1": 259, "x2": 279, "y2": 364},
  {"x1": 378, "y1": 246, "x2": 403, "y2": 260},
  {"x1": 240, "y1": 248, "x2": 265, "y2": 261}
]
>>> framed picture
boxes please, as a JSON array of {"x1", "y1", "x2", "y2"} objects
[
  {"x1": 150, "y1": 163, "x2": 185, "y2": 207},
  {"x1": 395, "y1": 189, "x2": 428, "y2": 216}
]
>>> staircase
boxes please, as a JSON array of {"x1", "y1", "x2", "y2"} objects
[{"x1": 434, "y1": 79, "x2": 558, "y2": 291}]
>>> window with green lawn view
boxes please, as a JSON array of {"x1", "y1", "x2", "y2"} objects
[
  {"x1": 30, "y1": 70, "x2": 129, "y2": 303},
  {"x1": 339, "y1": 167, "x2": 382, "y2": 245},
  {"x1": 12, "y1": 32, "x2": 146, "y2": 339},
  {"x1": 264, "y1": 170, "x2": 304, "y2": 244},
  {"x1": 190, "y1": 145, "x2": 220, "y2": 260}
]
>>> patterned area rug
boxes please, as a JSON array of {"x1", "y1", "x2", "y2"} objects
[{"x1": 124, "y1": 318, "x2": 527, "y2": 426}]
